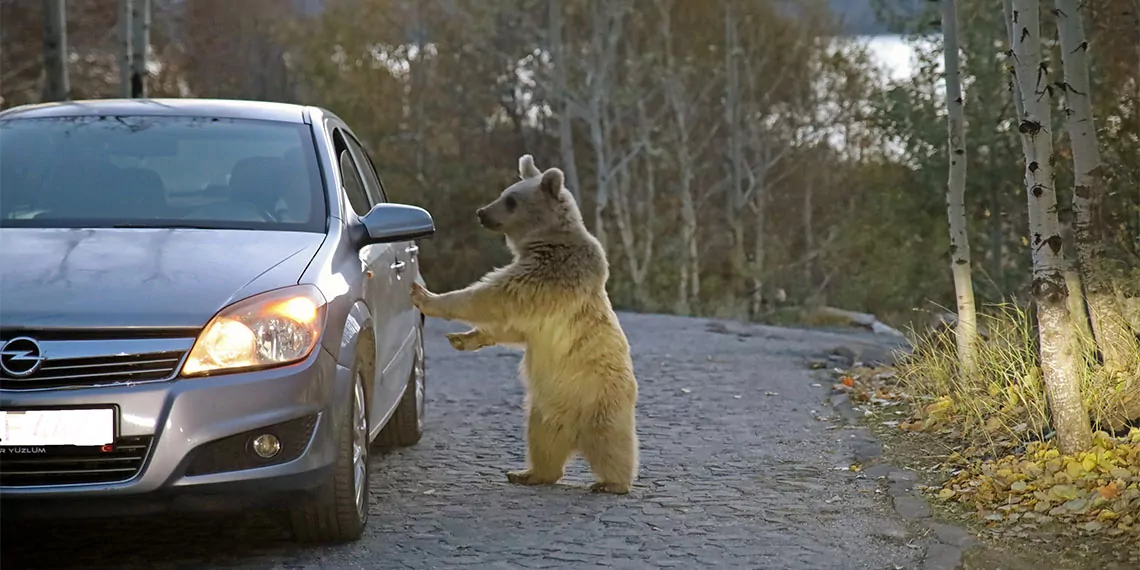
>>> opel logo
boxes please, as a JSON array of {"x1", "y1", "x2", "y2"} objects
[{"x1": 0, "y1": 337, "x2": 46, "y2": 378}]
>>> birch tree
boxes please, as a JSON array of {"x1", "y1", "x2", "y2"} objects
[
  {"x1": 547, "y1": 0, "x2": 583, "y2": 204},
  {"x1": 610, "y1": 98, "x2": 659, "y2": 309},
  {"x1": 1053, "y1": 0, "x2": 1140, "y2": 371},
  {"x1": 656, "y1": 0, "x2": 703, "y2": 314},
  {"x1": 1005, "y1": 0, "x2": 1092, "y2": 454},
  {"x1": 723, "y1": 0, "x2": 805, "y2": 318},
  {"x1": 581, "y1": 0, "x2": 631, "y2": 254},
  {"x1": 941, "y1": 0, "x2": 980, "y2": 379}
]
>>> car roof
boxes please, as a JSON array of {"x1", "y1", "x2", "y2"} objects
[{"x1": 0, "y1": 98, "x2": 312, "y2": 124}]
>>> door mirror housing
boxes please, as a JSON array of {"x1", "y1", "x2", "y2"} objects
[{"x1": 358, "y1": 203, "x2": 435, "y2": 245}]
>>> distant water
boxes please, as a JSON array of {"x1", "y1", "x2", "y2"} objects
[{"x1": 852, "y1": 34, "x2": 938, "y2": 82}]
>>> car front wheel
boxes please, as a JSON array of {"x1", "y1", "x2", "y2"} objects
[{"x1": 289, "y1": 347, "x2": 371, "y2": 543}]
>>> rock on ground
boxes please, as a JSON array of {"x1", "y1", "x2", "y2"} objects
[{"x1": 1, "y1": 313, "x2": 941, "y2": 569}]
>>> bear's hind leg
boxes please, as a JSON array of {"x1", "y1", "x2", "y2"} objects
[
  {"x1": 506, "y1": 409, "x2": 573, "y2": 486},
  {"x1": 580, "y1": 417, "x2": 638, "y2": 495}
]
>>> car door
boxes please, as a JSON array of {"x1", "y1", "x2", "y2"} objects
[
  {"x1": 342, "y1": 133, "x2": 418, "y2": 395},
  {"x1": 331, "y1": 127, "x2": 402, "y2": 422}
]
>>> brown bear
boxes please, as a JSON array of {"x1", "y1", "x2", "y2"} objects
[{"x1": 410, "y1": 154, "x2": 639, "y2": 494}]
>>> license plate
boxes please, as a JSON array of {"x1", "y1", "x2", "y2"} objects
[{"x1": 0, "y1": 408, "x2": 115, "y2": 447}]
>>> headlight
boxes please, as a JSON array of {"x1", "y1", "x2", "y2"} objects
[{"x1": 180, "y1": 285, "x2": 327, "y2": 377}]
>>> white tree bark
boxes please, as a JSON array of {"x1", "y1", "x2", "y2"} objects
[
  {"x1": 1000, "y1": 0, "x2": 1091, "y2": 351},
  {"x1": 940, "y1": 0, "x2": 980, "y2": 380},
  {"x1": 1053, "y1": 0, "x2": 1140, "y2": 371},
  {"x1": 1006, "y1": 0, "x2": 1092, "y2": 454}
]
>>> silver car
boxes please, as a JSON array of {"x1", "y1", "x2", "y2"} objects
[{"x1": 0, "y1": 99, "x2": 435, "y2": 543}]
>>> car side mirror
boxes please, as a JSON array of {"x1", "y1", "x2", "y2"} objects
[{"x1": 358, "y1": 203, "x2": 435, "y2": 245}]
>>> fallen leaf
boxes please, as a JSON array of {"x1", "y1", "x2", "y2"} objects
[{"x1": 1097, "y1": 481, "x2": 1120, "y2": 500}]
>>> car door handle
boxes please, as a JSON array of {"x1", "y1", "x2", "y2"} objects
[
  {"x1": 391, "y1": 260, "x2": 406, "y2": 273},
  {"x1": 405, "y1": 245, "x2": 419, "y2": 256}
]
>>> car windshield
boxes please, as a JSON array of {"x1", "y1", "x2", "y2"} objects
[{"x1": 0, "y1": 115, "x2": 327, "y2": 232}]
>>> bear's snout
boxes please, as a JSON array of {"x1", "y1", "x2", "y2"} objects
[{"x1": 477, "y1": 208, "x2": 494, "y2": 228}]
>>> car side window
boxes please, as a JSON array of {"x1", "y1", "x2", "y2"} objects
[
  {"x1": 333, "y1": 129, "x2": 371, "y2": 216},
  {"x1": 344, "y1": 134, "x2": 387, "y2": 205}
]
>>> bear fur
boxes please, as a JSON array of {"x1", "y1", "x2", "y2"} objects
[{"x1": 410, "y1": 154, "x2": 639, "y2": 494}]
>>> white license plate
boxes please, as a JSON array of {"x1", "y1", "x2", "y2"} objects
[{"x1": 0, "y1": 409, "x2": 115, "y2": 447}]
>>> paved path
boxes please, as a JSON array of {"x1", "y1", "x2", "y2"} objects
[{"x1": 1, "y1": 314, "x2": 935, "y2": 570}]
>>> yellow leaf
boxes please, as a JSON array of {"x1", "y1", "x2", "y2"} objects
[
  {"x1": 1081, "y1": 456, "x2": 1098, "y2": 473},
  {"x1": 938, "y1": 488, "x2": 955, "y2": 500},
  {"x1": 1066, "y1": 461, "x2": 1087, "y2": 479}
]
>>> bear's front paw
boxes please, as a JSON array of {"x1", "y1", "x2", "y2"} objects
[
  {"x1": 410, "y1": 282, "x2": 437, "y2": 315},
  {"x1": 446, "y1": 331, "x2": 487, "y2": 352}
]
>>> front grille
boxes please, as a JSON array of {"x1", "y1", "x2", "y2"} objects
[
  {"x1": 0, "y1": 435, "x2": 153, "y2": 487},
  {"x1": 0, "y1": 351, "x2": 186, "y2": 390}
]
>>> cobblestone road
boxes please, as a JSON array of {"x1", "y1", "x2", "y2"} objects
[{"x1": 1, "y1": 314, "x2": 934, "y2": 569}]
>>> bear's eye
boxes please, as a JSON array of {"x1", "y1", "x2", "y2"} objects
[{"x1": 505, "y1": 196, "x2": 517, "y2": 211}]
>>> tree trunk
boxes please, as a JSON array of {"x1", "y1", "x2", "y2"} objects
[
  {"x1": 41, "y1": 0, "x2": 69, "y2": 102},
  {"x1": 1007, "y1": 0, "x2": 1092, "y2": 454},
  {"x1": 941, "y1": 0, "x2": 980, "y2": 380},
  {"x1": 1054, "y1": 0, "x2": 1140, "y2": 371},
  {"x1": 657, "y1": 0, "x2": 698, "y2": 315},
  {"x1": 129, "y1": 0, "x2": 150, "y2": 98},
  {"x1": 548, "y1": 0, "x2": 582, "y2": 204},
  {"x1": 723, "y1": 0, "x2": 747, "y2": 316},
  {"x1": 803, "y1": 175, "x2": 814, "y2": 292},
  {"x1": 118, "y1": 0, "x2": 133, "y2": 98},
  {"x1": 588, "y1": 109, "x2": 609, "y2": 253},
  {"x1": 748, "y1": 192, "x2": 765, "y2": 319}
]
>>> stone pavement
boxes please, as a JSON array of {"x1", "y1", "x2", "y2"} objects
[{"x1": 1, "y1": 314, "x2": 955, "y2": 569}]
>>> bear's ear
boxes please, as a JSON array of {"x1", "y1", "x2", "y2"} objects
[
  {"x1": 518, "y1": 154, "x2": 541, "y2": 179},
  {"x1": 539, "y1": 167, "x2": 564, "y2": 199}
]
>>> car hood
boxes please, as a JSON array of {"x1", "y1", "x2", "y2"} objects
[{"x1": 0, "y1": 228, "x2": 326, "y2": 330}]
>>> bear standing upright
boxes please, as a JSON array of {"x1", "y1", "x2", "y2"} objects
[{"x1": 410, "y1": 154, "x2": 639, "y2": 494}]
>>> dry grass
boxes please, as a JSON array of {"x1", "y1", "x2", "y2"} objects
[{"x1": 895, "y1": 303, "x2": 1133, "y2": 456}]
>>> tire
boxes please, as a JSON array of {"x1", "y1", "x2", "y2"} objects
[
  {"x1": 289, "y1": 348, "x2": 372, "y2": 544},
  {"x1": 375, "y1": 322, "x2": 425, "y2": 449}
]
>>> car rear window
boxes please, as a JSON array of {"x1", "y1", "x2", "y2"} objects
[{"x1": 0, "y1": 115, "x2": 327, "y2": 232}]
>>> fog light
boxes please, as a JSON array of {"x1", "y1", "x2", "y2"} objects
[{"x1": 251, "y1": 434, "x2": 281, "y2": 459}]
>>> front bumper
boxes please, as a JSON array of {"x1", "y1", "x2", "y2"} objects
[{"x1": 0, "y1": 346, "x2": 348, "y2": 518}]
